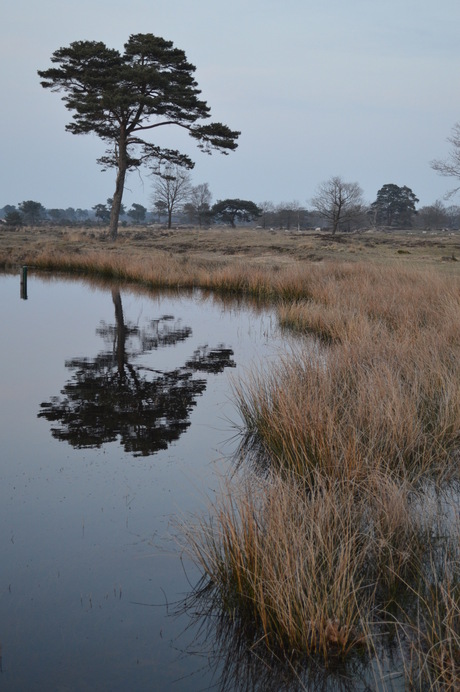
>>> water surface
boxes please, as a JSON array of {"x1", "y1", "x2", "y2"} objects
[{"x1": 0, "y1": 272, "x2": 287, "y2": 691}]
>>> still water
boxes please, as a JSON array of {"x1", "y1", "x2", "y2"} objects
[{"x1": 0, "y1": 272, "x2": 288, "y2": 691}]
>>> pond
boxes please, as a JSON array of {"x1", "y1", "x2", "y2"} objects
[{"x1": 0, "y1": 271, "x2": 290, "y2": 691}]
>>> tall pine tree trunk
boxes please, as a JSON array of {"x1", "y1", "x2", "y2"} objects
[{"x1": 109, "y1": 137, "x2": 128, "y2": 240}]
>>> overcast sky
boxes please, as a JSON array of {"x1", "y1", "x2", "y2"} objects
[{"x1": 2, "y1": 0, "x2": 460, "y2": 211}]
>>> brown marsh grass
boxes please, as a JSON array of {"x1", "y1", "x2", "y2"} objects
[
  {"x1": 234, "y1": 264, "x2": 460, "y2": 482},
  {"x1": 183, "y1": 472, "x2": 373, "y2": 660},
  {"x1": 1, "y1": 224, "x2": 460, "y2": 269},
  {"x1": 180, "y1": 469, "x2": 448, "y2": 667},
  {"x1": 234, "y1": 330, "x2": 460, "y2": 482}
]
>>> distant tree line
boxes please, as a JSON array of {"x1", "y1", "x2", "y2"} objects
[
  {"x1": 0, "y1": 201, "x2": 150, "y2": 227},
  {"x1": 3, "y1": 178, "x2": 460, "y2": 232}
]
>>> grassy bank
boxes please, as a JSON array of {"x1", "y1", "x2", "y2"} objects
[
  {"x1": 179, "y1": 249, "x2": 459, "y2": 689},
  {"x1": 2, "y1": 225, "x2": 459, "y2": 688}
]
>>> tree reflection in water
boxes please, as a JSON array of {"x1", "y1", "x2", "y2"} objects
[{"x1": 38, "y1": 288, "x2": 236, "y2": 456}]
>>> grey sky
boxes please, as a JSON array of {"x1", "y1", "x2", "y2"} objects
[{"x1": 2, "y1": 0, "x2": 460, "y2": 211}]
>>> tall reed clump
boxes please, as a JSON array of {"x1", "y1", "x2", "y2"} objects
[
  {"x1": 18, "y1": 248, "x2": 204, "y2": 288},
  {"x1": 181, "y1": 469, "x2": 434, "y2": 666},
  {"x1": 184, "y1": 472, "x2": 369, "y2": 660}
]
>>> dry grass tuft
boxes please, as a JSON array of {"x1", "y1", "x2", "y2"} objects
[
  {"x1": 181, "y1": 469, "x2": 437, "y2": 666},
  {"x1": 183, "y1": 472, "x2": 370, "y2": 660}
]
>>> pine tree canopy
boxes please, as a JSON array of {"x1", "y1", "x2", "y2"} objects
[{"x1": 38, "y1": 34, "x2": 240, "y2": 238}]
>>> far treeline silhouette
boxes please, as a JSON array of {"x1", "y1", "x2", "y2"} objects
[{"x1": 5, "y1": 184, "x2": 460, "y2": 231}]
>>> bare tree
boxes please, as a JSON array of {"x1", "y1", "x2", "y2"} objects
[
  {"x1": 311, "y1": 176, "x2": 364, "y2": 234},
  {"x1": 258, "y1": 201, "x2": 275, "y2": 229},
  {"x1": 431, "y1": 122, "x2": 460, "y2": 198},
  {"x1": 414, "y1": 200, "x2": 449, "y2": 230},
  {"x1": 185, "y1": 183, "x2": 212, "y2": 227},
  {"x1": 446, "y1": 204, "x2": 460, "y2": 229},
  {"x1": 275, "y1": 200, "x2": 306, "y2": 230},
  {"x1": 152, "y1": 165, "x2": 192, "y2": 228}
]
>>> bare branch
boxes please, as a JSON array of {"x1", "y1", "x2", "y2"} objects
[{"x1": 430, "y1": 122, "x2": 460, "y2": 198}]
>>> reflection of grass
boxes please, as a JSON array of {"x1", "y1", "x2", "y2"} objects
[
  {"x1": 399, "y1": 525, "x2": 460, "y2": 691},
  {"x1": 2, "y1": 225, "x2": 459, "y2": 687}
]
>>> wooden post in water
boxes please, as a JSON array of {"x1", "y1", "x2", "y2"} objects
[{"x1": 20, "y1": 265, "x2": 28, "y2": 300}]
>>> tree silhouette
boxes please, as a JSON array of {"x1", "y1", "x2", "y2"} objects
[
  {"x1": 211, "y1": 199, "x2": 262, "y2": 228},
  {"x1": 370, "y1": 184, "x2": 419, "y2": 228},
  {"x1": 38, "y1": 289, "x2": 235, "y2": 456},
  {"x1": 38, "y1": 34, "x2": 239, "y2": 239}
]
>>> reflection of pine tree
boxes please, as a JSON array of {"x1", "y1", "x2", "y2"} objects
[
  {"x1": 186, "y1": 346, "x2": 236, "y2": 373},
  {"x1": 38, "y1": 289, "x2": 235, "y2": 456}
]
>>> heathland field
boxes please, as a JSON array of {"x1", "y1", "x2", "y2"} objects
[
  {"x1": 1, "y1": 224, "x2": 460, "y2": 272},
  {"x1": 1, "y1": 224, "x2": 459, "y2": 690}
]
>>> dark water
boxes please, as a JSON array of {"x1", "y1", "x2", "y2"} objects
[{"x1": 0, "y1": 272, "x2": 288, "y2": 691}]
